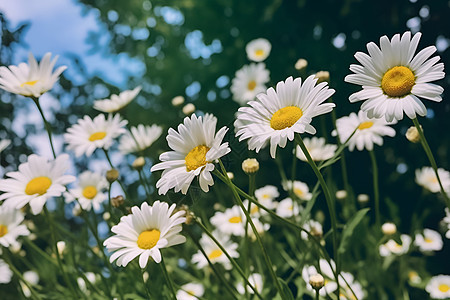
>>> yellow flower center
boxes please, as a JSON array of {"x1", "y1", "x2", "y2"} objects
[
  {"x1": 270, "y1": 106, "x2": 303, "y2": 130},
  {"x1": 228, "y1": 216, "x2": 242, "y2": 224},
  {"x1": 294, "y1": 188, "x2": 304, "y2": 198},
  {"x1": 185, "y1": 145, "x2": 210, "y2": 172},
  {"x1": 439, "y1": 284, "x2": 450, "y2": 292},
  {"x1": 247, "y1": 80, "x2": 257, "y2": 91},
  {"x1": 89, "y1": 131, "x2": 107, "y2": 142},
  {"x1": 187, "y1": 290, "x2": 195, "y2": 296},
  {"x1": 250, "y1": 205, "x2": 259, "y2": 215},
  {"x1": 208, "y1": 249, "x2": 223, "y2": 260},
  {"x1": 0, "y1": 224, "x2": 8, "y2": 237},
  {"x1": 137, "y1": 229, "x2": 161, "y2": 249},
  {"x1": 424, "y1": 237, "x2": 433, "y2": 243},
  {"x1": 82, "y1": 186, "x2": 98, "y2": 200},
  {"x1": 381, "y1": 66, "x2": 415, "y2": 97},
  {"x1": 25, "y1": 176, "x2": 52, "y2": 195},
  {"x1": 20, "y1": 80, "x2": 38, "y2": 87},
  {"x1": 255, "y1": 49, "x2": 264, "y2": 56},
  {"x1": 358, "y1": 121, "x2": 374, "y2": 130}
]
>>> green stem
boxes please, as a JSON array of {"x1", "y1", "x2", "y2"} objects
[
  {"x1": 412, "y1": 118, "x2": 450, "y2": 208},
  {"x1": 3, "y1": 250, "x2": 40, "y2": 300},
  {"x1": 24, "y1": 238, "x2": 58, "y2": 266},
  {"x1": 294, "y1": 134, "x2": 340, "y2": 296},
  {"x1": 160, "y1": 256, "x2": 177, "y2": 300},
  {"x1": 369, "y1": 150, "x2": 380, "y2": 227},
  {"x1": 140, "y1": 267, "x2": 152, "y2": 299},
  {"x1": 138, "y1": 169, "x2": 151, "y2": 199},
  {"x1": 31, "y1": 97, "x2": 56, "y2": 158},
  {"x1": 103, "y1": 149, "x2": 130, "y2": 201}
]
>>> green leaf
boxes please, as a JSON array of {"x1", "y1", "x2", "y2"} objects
[
  {"x1": 338, "y1": 208, "x2": 370, "y2": 255},
  {"x1": 278, "y1": 277, "x2": 295, "y2": 300}
]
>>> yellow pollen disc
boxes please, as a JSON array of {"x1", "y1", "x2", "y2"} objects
[
  {"x1": 439, "y1": 284, "x2": 450, "y2": 292},
  {"x1": 25, "y1": 176, "x2": 52, "y2": 195},
  {"x1": 20, "y1": 80, "x2": 38, "y2": 87},
  {"x1": 89, "y1": 131, "x2": 107, "y2": 142},
  {"x1": 424, "y1": 237, "x2": 433, "y2": 243},
  {"x1": 0, "y1": 224, "x2": 8, "y2": 237},
  {"x1": 358, "y1": 121, "x2": 374, "y2": 130},
  {"x1": 255, "y1": 49, "x2": 264, "y2": 56},
  {"x1": 208, "y1": 249, "x2": 223, "y2": 260},
  {"x1": 381, "y1": 66, "x2": 415, "y2": 97},
  {"x1": 250, "y1": 205, "x2": 259, "y2": 215},
  {"x1": 294, "y1": 188, "x2": 304, "y2": 197},
  {"x1": 247, "y1": 80, "x2": 257, "y2": 91},
  {"x1": 229, "y1": 216, "x2": 242, "y2": 224},
  {"x1": 270, "y1": 106, "x2": 303, "y2": 130},
  {"x1": 187, "y1": 291, "x2": 195, "y2": 296},
  {"x1": 82, "y1": 186, "x2": 98, "y2": 200},
  {"x1": 137, "y1": 229, "x2": 161, "y2": 249},
  {"x1": 185, "y1": 145, "x2": 210, "y2": 172}
]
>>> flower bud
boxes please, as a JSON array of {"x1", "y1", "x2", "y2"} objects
[
  {"x1": 111, "y1": 195, "x2": 124, "y2": 208},
  {"x1": 242, "y1": 158, "x2": 259, "y2": 174},
  {"x1": 335, "y1": 190, "x2": 347, "y2": 200},
  {"x1": 309, "y1": 274, "x2": 324, "y2": 290},
  {"x1": 132, "y1": 157, "x2": 146, "y2": 170},
  {"x1": 357, "y1": 194, "x2": 369, "y2": 204},
  {"x1": 295, "y1": 58, "x2": 308, "y2": 71},
  {"x1": 171, "y1": 95, "x2": 185, "y2": 107},
  {"x1": 106, "y1": 169, "x2": 119, "y2": 183},
  {"x1": 182, "y1": 103, "x2": 196, "y2": 115},
  {"x1": 103, "y1": 212, "x2": 111, "y2": 221},
  {"x1": 406, "y1": 126, "x2": 420, "y2": 143},
  {"x1": 227, "y1": 172, "x2": 234, "y2": 180},
  {"x1": 315, "y1": 71, "x2": 330, "y2": 83},
  {"x1": 381, "y1": 222, "x2": 397, "y2": 235},
  {"x1": 57, "y1": 241, "x2": 66, "y2": 256}
]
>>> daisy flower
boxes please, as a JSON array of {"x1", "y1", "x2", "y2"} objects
[
  {"x1": 295, "y1": 137, "x2": 337, "y2": 161},
  {"x1": 210, "y1": 205, "x2": 246, "y2": 236},
  {"x1": 379, "y1": 234, "x2": 411, "y2": 257},
  {"x1": 426, "y1": 275, "x2": 450, "y2": 299},
  {"x1": 21, "y1": 270, "x2": 39, "y2": 298},
  {"x1": 65, "y1": 171, "x2": 109, "y2": 211},
  {"x1": 64, "y1": 114, "x2": 128, "y2": 157},
  {"x1": 333, "y1": 110, "x2": 396, "y2": 151},
  {"x1": 0, "y1": 259, "x2": 12, "y2": 284},
  {"x1": 414, "y1": 229, "x2": 443, "y2": 252},
  {"x1": 300, "y1": 220, "x2": 323, "y2": 240},
  {"x1": 276, "y1": 197, "x2": 301, "y2": 218},
  {"x1": 191, "y1": 231, "x2": 239, "y2": 270},
  {"x1": 93, "y1": 86, "x2": 141, "y2": 113},
  {"x1": 0, "y1": 139, "x2": 11, "y2": 154},
  {"x1": 231, "y1": 63, "x2": 270, "y2": 105},
  {"x1": 302, "y1": 259, "x2": 337, "y2": 296},
  {"x1": 235, "y1": 75, "x2": 335, "y2": 158},
  {"x1": 177, "y1": 283, "x2": 205, "y2": 300},
  {"x1": 415, "y1": 166, "x2": 450, "y2": 193},
  {"x1": 77, "y1": 272, "x2": 97, "y2": 295},
  {"x1": 0, "y1": 52, "x2": 66, "y2": 98},
  {"x1": 246, "y1": 38, "x2": 271, "y2": 62},
  {"x1": 339, "y1": 272, "x2": 365, "y2": 300},
  {"x1": 236, "y1": 273, "x2": 264, "y2": 295},
  {"x1": 284, "y1": 180, "x2": 312, "y2": 201},
  {"x1": 255, "y1": 185, "x2": 279, "y2": 208},
  {"x1": 246, "y1": 218, "x2": 270, "y2": 241},
  {"x1": 0, "y1": 205, "x2": 30, "y2": 248},
  {"x1": 150, "y1": 113, "x2": 230, "y2": 195},
  {"x1": 0, "y1": 154, "x2": 75, "y2": 215},
  {"x1": 443, "y1": 208, "x2": 450, "y2": 239},
  {"x1": 345, "y1": 31, "x2": 445, "y2": 122},
  {"x1": 118, "y1": 124, "x2": 163, "y2": 154},
  {"x1": 103, "y1": 201, "x2": 186, "y2": 267}
]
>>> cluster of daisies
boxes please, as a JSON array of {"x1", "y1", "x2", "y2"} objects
[{"x1": 0, "y1": 29, "x2": 448, "y2": 299}]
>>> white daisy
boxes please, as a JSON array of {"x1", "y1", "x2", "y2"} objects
[
  {"x1": 0, "y1": 259, "x2": 12, "y2": 284},
  {"x1": 93, "y1": 86, "x2": 141, "y2": 113},
  {"x1": 443, "y1": 208, "x2": 450, "y2": 239},
  {"x1": 0, "y1": 154, "x2": 75, "y2": 215},
  {"x1": 379, "y1": 234, "x2": 411, "y2": 257},
  {"x1": 103, "y1": 201, "x2": 186, "y2": 267},
  {"x1": 150, "y1": 113, "x2": 230, "y2": 195},
  {"x1": 338, "y1": 272, "x2": 365, "y2": 300},
  {"x1": 345, "y1": 31, "x2": 445, "y2": 122},
  {"x1": 414, "y1": 229, "x2": 443, "y2": 252},
  {"x1": 255, "y1": 185, "x2": 279, "y2": 209},
  {"x1": 276, "y1": 197, "x2": 301, "y2": 218},
  {"x1": 20, "y1": 270, "x2": 39, "y2": 298},
  {"x1": 415, "y1": 166, "x2": 450, "y2": 193},
  {"x1": 0, "y1": 139, "x2": 11, "y2": 154},
  {"x1": 0, "y1": 205, "x2": 30, "y2": 248},
  {"x1": 235, "y1": 75, "x2": 335, "y2": 158},
  {"x1": 191, "y1": 231, "x2": 239, "y2": 270},
  {"x1": 231, "y1": 63, "x2": 270, "y2": 105},
  {"x1": 333, "y1": 110, "x2": 396, "y2": 151},
  {"x1": 246, "y1": 218, "x2": 270, "y2": 241},
  {"x1": 284, "y1": 180, "x2": 312, "y2": 201},
  {"x1": 65, "y1": 171, "x2": 109, "y2": 211},
  {"x1": 210, "y1": 205, "x2": 246, "y2": 237},
  {"x1": 0, "y1": 52, "x2": 66, "y2": 98},
  {"x1": 118, "y1": 124, "x2": 163, "y2": 154},
  {"x1": 295, "y1": 137, "x2": 337, "y2": 162},
  {"x1": 300, "y1": 220, "x2": 323, "y2": 240},
  {"x1": 64, "y1": 114, "x2": 128, "y2": 157},
  {"x1": 246, "y1": 38, "x2": 271, "y2": 62},
  {"x1": 302, "y1": 259, "x2": 337, "y2": 296},
  {"x1": 77, "y1": 272, "x2": 97, "y2": 294},
  {"x1": 242, "y1": 199, "x2": 270, "y2": 218},
  {"x1": 177, "y1": 283, "x2": 205, "y2": 300},
  {"x1": 236, "y1": 273, "x2": 263, "y2": 295},
  {"x1": 426, "y1": 275, "x2": 450, "y2": 299}
]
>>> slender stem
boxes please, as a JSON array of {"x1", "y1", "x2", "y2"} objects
[
  {"x1": 294, "y1": 134, "x2": 340, "y2": 296},
  {"x1": 369, "y1": 150, "x2": 380, "y2": 227},
  {"x1": 138, "y1": 169, "x2": 151, "y2": 199},
  {"x1": 315, "y1": 289, "x2": 320, "y2": 300},
  {"x1": 244, "y1": 173, "x2": 256, "y2": 299},
  {"x1": 160, "y1": 256, "x2": 177, "y2": 300},
  {"x1": 217, "y1": 161, "x2": 285, "y2": 299},
  {"x1": 103, "y1": 149, "x2": 130, "y2": 200},
  {"x1": 412, "y1": 118, "x2": 450, "y2": 208},
  {"x1": 24, "y1": 238, "x2": 58, "y2": 266},
  {"x1": 140, "y1": 267, "x2": 152, "y2": 299},
  {"x1": 31, "y1": 97, "x2": 56, "y2": 158}
]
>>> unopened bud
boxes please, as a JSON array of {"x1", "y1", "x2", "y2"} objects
[
  {"x1": 132, "y1": 157, "x2": 146, "y2": 170},
  {"x1": 111, "y1": 195, "x2": 124, "y2": 208},
  {"x1": 172, "y1": 96, "x2": 185, "y2": 106},
  {"x1": 57, "y1": 241, "x2": 66, "y2": 256},
  {"x1": 357, "y1": 193, "x2": 369, "y2": 204},
  {"x1": 309, "y1": 274, "x2": 324, "y2": 290},
  {"x1": 72, "y1": 205, "x2": 82, "y2": 216},
  {"x1": 106, "y1": 169, "x2": 119, "y2": 183},
  {"x1": 103, "y1": 212, "x2": 111, "y2": 221},
  {"x1": 227, "y1": 172, "x2": 234, "y2": 180},
  {"x1": 242, "y1": 158, "x2": 259, "y2": 174},
  {"x1": 142, "y1": 271, "x2": 149, "y2": 282},
  {"x1": 295, "y1": 58, "x2": 308, "y2": 71},
  {"x1": 336, "y1": 190, "x2": 347, "y2": 200},
  {"x1": 182, "y1": 103, "x2": 196, "y2": 115},
  {"x1": 406, "y1": 126, "x2": 420, "y2": 143},
  {"x1": 315, "y1": 71, "x2": 330, "y2": 83},
  {"x1": 28, "y1": 233, "x2": 37, "y2": 241},
  {"x1": 381, "y1": 222, "x2": 397, "y2": 235}
]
